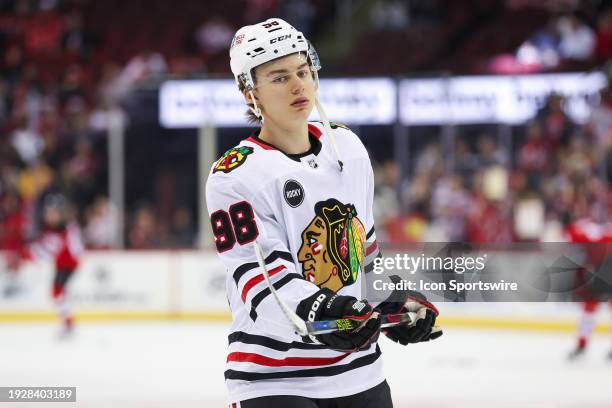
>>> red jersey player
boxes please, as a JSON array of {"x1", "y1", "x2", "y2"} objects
[
  {"x1": 28, "y1": 194, "x2": 84, "y2": 337},
  {"x1": 0, "y1": 190, "x2": 28, "y2": 297},
  {"x1": 564, "y1": 217, "x2": 612, "y2": 360}
]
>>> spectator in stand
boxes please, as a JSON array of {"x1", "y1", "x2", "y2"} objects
[
  {"x1": 476, "y1": 133, "x2": 508, "y2": 168},
  {"x1": 431, "y1": 174, "x2": 472, "y2": 241},
  {"x1": 195, "y1": 17, "x2": 234, "y2": 58},
  {"x1": 127, "y1": 204, "x2": 161, "y2": 249},
  {"x1": 514, "y1": 19, "x2": 560, "y2": 72},
  {"x1": 518, "y1": 121, "x2": 549, "y2": 188},
  {"x1": 373, "y1": 160, "x2": 401, "y2": 240},
  {"x1": 167, "y1": 206, "x2": 195, "y2": 248},
  {"x1": 18, "y1": 159, "x2": 54, "y2": 204},
  {"x1": 562, "y1": 134, "x2": 594, "y2": 180},
  {"x1": 58, "y1": 65, "x2": 87, "y2": 110},
  {"x1": 454, "y1": 138, "x2": 479, "y2": 181},
  {"x1": 278, "y1": 0, "x2": 316, "y2": 37},
  {"x1": 557, "y1": 14, "x2": 595, "y2": 61},
  {"x1": 61, "y1": 9, "x2": 97, "y2": 61},
  {"x1": 243, "y1": 0, "x2": 278, "y2": 24},
  {"x1": 594, "y1": 8, "x2": 612, "y2": 63},
  {"x1": 2, "y1": 44, "x2": 25, "y2": 84},
  {"x1": 415, "y1": 142, "x2": 445, "y2": 178},
  {"x1": 536, "y1": 93, "x2": 575, "y2": 148},
  {"x1": 467, "y1": 170, "x2": 513, "y2": 242},
  {"x1": 61, "y1": 138, "x2": 97, "y2": 208},
  {"x1": 11, "y1": 116, "x2": 44, "y2": 166},
  {"x1": 588, "y1": 84, "x2": 612, "y2": 161},
  {"x1": 23, "y1": 1, "x2": 63, "y2": 57},
  {"x1": 84, "y1": 195, "x2": 118, "y2": 249},
  {"x1": 371, "y1": 0, "x2": 410, "y2": 31}
]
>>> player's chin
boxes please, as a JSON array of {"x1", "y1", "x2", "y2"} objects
[{"x1": 289, "y1": 103, "x2": 313, "y2": 117}]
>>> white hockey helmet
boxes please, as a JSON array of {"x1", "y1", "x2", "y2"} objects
[
  {"x1": 229, "y1": 18, "x2": 321, "y2": 91},
  {"x1": 229, "y1": 19, "x2": 343, "y2": 171}
]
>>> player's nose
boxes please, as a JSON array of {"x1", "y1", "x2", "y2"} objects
[{"x1": 289, "y1": 75, "x2": 305, "y2": 94}]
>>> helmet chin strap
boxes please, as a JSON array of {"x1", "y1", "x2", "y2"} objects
[
  {"x1": 312, "y1": 70, "x2": 343, "y2": 173},
  {"x1": 248, "y1": 90, "x2": 264, "y2": 124}
]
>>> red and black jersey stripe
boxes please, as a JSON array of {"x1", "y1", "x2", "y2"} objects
[
  {"x1": 248, "y1": 273, "x2": 303, "y2": 321},
  {"x1": 228, "y1": 331, "x2": 328, "y2": 351},
  {"x1": 225, "y1": 345, "x2": 381, "y2": 381},
  {"x1": 232, "y1": 250, "x2": 294, "y2": 285}
]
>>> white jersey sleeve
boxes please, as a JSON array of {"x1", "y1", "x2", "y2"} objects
[{"x1": 206, "y1": 175, "x2": 319, "y2": 336}]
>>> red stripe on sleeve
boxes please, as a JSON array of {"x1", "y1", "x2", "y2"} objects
[
  {"x1": 227, "y1": 351, "x2": 349, "y2": 367},
  {"x1": 365, "y1": 241, "x2": 378, "y2": 256},
  {"x1": 241, "y1": 265, "x2": 286, "y2": 302}
]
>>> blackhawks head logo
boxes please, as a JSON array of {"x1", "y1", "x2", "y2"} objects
[
  {"x1": 213, "y1": 146, "x2": 253, "y2": 174},
  {"x1": 298, "y1": 198, "x2": 367, "y2": 292}
]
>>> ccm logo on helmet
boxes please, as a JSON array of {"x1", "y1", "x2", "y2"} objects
[
  {"x1": 308, "y1": 293, "x2": 328, "y2": 322},
  {"x1": 270, "y1": 34, "x2": 291, "y2": 44}
]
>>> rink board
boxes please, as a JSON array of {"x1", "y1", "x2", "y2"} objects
[{"x1": 0, "y1": 251, "x2": 610, "y2": 333}]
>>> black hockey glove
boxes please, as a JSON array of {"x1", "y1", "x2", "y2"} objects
[
  {"x1": 377, "y1": 276, "x2": 443, "y2": 345},
  {"x1": 296, "y1": 288, "x2": 381, "y2": 352}
]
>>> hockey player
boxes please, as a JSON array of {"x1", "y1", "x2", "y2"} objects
[
  {"x1": 206, "y1": 18, "x2": 441, "y2": 407},
  {"x1": 564, "y1": 216, "x2": 612, "y2": 360},
  {"x1": 28, "y1": 194, "x2": 84, "y2": 337},
  {"x1": 0, "y1": 189, "x2": 27, "y2": 297}
]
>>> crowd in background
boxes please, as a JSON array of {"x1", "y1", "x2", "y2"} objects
[
  {"x1": 0, "y1": 0, "x2": 611, "y2": 251},
  {"x1": 372, "y1": 88, "x2": 612, "y2": 243},
  {"x1": 0, "y1": 0, "x2": 333, "y2": 250}
]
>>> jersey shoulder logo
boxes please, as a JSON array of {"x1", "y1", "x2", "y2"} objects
[
  {"x1": 213, "y1": 146, "x2": 254, "y2": 174},
  {"x1": 297, "y1": 198, "x2": 366, "y2": 292}
]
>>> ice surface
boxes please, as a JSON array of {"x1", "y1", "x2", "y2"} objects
[{"x1": 0, "y1": 322, "x2": 611, "y2": 408}]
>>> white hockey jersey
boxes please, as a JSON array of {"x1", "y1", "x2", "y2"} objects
[{"x1": 206, "y1": 121, "x2": 384, "y2": 404}]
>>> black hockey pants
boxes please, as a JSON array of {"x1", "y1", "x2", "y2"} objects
[{"x1": 234, "y1": 379, "x2": 393, "y2": 408}]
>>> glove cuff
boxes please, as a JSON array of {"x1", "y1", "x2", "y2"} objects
[{"x1": 296, "y1": 288, "x2": 336, "y2": 323}]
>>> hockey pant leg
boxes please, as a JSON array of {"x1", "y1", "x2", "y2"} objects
[
  {"x1": 333, "y1": 379, "x2": 393, "y2": 408},
  {"x1": 236, "y1": 395, "x2": 318, "y2": 408}
]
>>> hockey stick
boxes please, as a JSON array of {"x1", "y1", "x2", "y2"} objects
[
  {"x1": 254, "y1": 242, "x2": 418, "y2": 336},
  {"x1": 305, "y1": 311, "x2": 418, "y2": 335}
]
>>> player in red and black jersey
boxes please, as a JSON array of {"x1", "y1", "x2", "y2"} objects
[
  {"x1": 563, "y1": 216, "x2": 612, "y2": 360},
  {"x1": 28, "y1": 194, "x2": 84, "y2": 337},
  {"x1": 0, "y1": 190, "x2": 28, "y2": 297}
]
